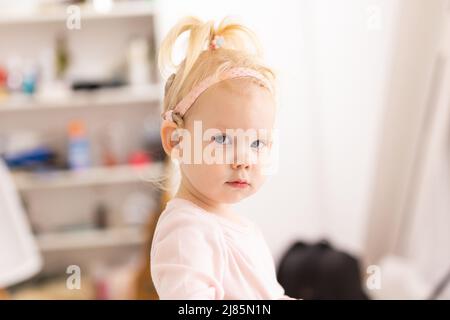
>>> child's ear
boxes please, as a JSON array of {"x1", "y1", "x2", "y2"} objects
[{"x1": 160, "y1": 120, "x2": 182, "y2": 156}]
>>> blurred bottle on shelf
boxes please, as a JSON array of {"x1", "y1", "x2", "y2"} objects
[
  {"x1": 67, "y1": 120, "x2": 91, "y2": 170},
  {"x1": 126, "y1": 36, "x2": 152, "y2": 89},
  {"x1": 6, "y1": 57, "x2": 24, "y2": 94},
  {"x1": 34, "y1": 42, "x2": 72, "y2": 102},
  {"x1": 36, "y1": 47, "x2": 68, "y2": 102},
  {"x1": 100, "y1": 121, "x2": 127, "y2": 166},
  {"x1": 94, "y1": 203, "x2": 109, "y2": 230},
  {"x1": 56, "y1": 34, "x2": 70, "y2": 81},
  {"x1": 147, "y1": 29, "x2": 158, "y2": 84},
  {"x1": 22, "y1": 61, "x2": 38, "y2": 96}
]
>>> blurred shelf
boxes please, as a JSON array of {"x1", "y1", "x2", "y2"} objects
[
  {"x1": 36, "y1": 226, "x2": 147, "y2": 252},
  {"x1": 0, "y1": 1, "x2": 156, "y2": 26},
  {"x1": 13, "y1": 162, "x2": 164, "y2": 191},
  {"x1": 0, "y1": 84, "x2": 162, "y2": 113}
]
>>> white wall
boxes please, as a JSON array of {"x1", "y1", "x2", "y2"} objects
[{"x1": 290, "y1": 0, "x2": 400, "y2": 259}]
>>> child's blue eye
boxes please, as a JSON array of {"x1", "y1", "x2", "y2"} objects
[
  {"x1": 251, "y1": 140, "x2": 266, "y2": 149},
  {"x1": 212, "y1": 134, "x2": 232, "y2": 145}
]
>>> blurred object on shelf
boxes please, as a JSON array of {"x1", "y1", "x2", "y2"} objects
[
  {"x1": 34, "y1": 81, "x2": 71, "y2": 104},
  {"x1": 6, "y1": 57, "x2": 24, "y2": 93},
  {"x1": 127, "y1": 36, "x2": 152, "y2": 88},
  {"x1": 71, "y1": 78, "x2": 125, "y2": 91},
  {"x1": 36, "y1": 46, "x2": 72, "y2": 102},
  {"x1": 0, "y1": 65, "x2": 8, "y2": 102},
  {"x1": 94, "y1": 203, "x2": 109, "y2": 229},
  {"x1": 143, "y1": 115, "x2": 165, "y2": 162},
  {"x1": 147, "y1": 23, "x2": 158, "y2": 83},
  {"x1": 37, "y1": 47, "x2": 56, "y2": 91},
  {"x1": 3, "y1": 146, "x2": 57, "y2": 171},
  {"x1": 122, "y1": 191, "x2": 156, "y2": 226},
  {"x1": 101, "y1": 121, "x2": 127, "y2": 166},
  {"x1": 67, "y1": 120, "x2": 91, "y2": 170},
  {"x1": 128, "y1": 150, "x2": 151, "y2": 166},
  {"x1": 21, "y1": 60, "x2": 39, "y2": 95},
  {"x1": 0, "y1": 130, "x2": 60, "y2": 171},
  {"x1": 55, "y1": 34, "x2": 69, "y2": 80},
  {"x1": 1, "y1": 130, "x2": 41, "y2": 156},
  {"x1": 0, "y1": 52, "x2": 63, "y2": 103}
]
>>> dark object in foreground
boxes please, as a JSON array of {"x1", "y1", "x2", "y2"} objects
[{"x1": 277, "y1": 240, "x2": 369, "y2": 300}]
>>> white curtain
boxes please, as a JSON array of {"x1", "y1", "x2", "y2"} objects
[
  {"x1": 364, "y1": 0, "x2": 450, "y2": 299},
  {"x1": 403, "y1": 10, "x2": 450, "y2": 299}
]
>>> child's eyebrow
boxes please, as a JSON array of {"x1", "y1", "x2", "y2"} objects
[
  {"x1": 213, "y1": 125, "x2": 267, "y2": 130},
  {"x1": 214, "y1": 127, "x2": 273, "y2": 139},
  {"x1": 211, "y1": 126, "x2": 232, "y2": 131}
]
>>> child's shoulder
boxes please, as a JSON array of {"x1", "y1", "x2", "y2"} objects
[
  {"x1": 152, "y1": 198, "x2": 225, "y2": 254},
  {"x1": 156, "y1": 197, "x2": 221, "y2": 232}
]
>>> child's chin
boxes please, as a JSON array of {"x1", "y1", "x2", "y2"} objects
[{"x1": 219, "y1": 191, "x2": 253, "y2": 204}]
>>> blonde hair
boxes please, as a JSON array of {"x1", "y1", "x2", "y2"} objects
[{"x1": 158, "y1": 16, "x2": 276, "y2": 127}]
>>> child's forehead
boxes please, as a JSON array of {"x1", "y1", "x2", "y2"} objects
[
  {"x1": 198, "y1": 103, "x2": 275, "y2": 132},
  {"x1": 208, "y1": 77, "x2": 272, "y2": 99},
  {"x1": 191, "y1": 81, "x2": 275, "y2": 123},
  {"x1": 210, "y1": 124, "x2": 274, "y2": 135}
]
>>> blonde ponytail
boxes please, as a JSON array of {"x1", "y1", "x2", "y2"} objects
[
  {"x1": 158, "y1": 17, "x2": 214, "y2": 82},
  {"x1": 215, "y1": 16, "x2": 264, "y2": 57}
]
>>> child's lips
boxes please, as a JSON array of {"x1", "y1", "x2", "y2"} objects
[{"x1": 226, "y1": 180, "x2": 250, "y2": 188}]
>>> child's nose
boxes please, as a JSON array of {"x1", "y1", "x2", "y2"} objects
[
  {"x1": 231, "y1": 161, "x2": 250, "y2": 170},
  {"x1": 231, "y1": 145, "x2": 254, "y2": 169}
]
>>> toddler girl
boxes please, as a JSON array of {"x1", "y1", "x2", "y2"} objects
[{"x1": 151, "y1": 16, "x2": 291, "y2": 300}]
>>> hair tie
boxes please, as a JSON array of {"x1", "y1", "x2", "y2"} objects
[{"x1": 209, "y1": 35, "x2": 225, "y2": 50}]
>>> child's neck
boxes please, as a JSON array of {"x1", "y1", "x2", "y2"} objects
[{"x1": 175, "y1": 182, "x2": 233, "y2": 217}]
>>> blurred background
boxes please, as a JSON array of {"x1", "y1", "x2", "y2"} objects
[{"x1": 0, "y1": 0, "x2": 449, "y2": 300}]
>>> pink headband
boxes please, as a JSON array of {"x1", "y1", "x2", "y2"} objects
[{"x1": 162, "y1": 67, "x2": 273, "y2": 122}]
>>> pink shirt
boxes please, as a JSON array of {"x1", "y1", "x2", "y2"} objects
[{"x1": 150, "y1": 198, "x2": 287, "y2": 300}]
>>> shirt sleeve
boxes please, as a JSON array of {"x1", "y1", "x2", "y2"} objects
[{"x1": 150, "y1": 211, "x2": 226, "y2": 300}]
